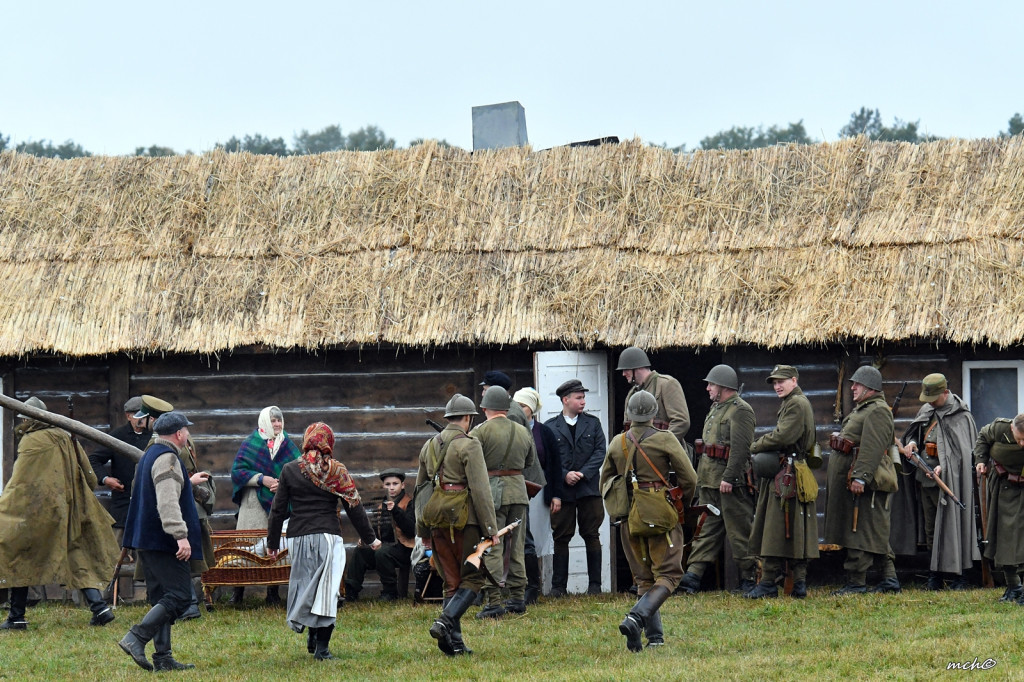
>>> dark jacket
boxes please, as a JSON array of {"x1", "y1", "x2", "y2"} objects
[
  {"x1": 266, "y1": 460, "x2": 376, "y2": 550},
  {"x1": 545, "y1": 412, "x2": 606, "y2": 501},
  {"x1": 89, "y1": 423, "x2": 152, "y2": 526},
  {"x1": 123, "y1": 443, "x2": 202, "y2": 557},
  {"x1": 532, "y1": 420, "x2": 564, "y2": 504}
]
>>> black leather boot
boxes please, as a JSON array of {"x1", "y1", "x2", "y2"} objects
[
  {"x1": 644, "y1": 607, "x2": 664, "y2": 647},
  {"x1": 676, "y1": 571, "x2": 702, "y2": 595},
  {"x1": 0, "y1": 587, "x2": 28, "y2": 630},
  {"x1": 867, "y1": 577, "x2": 902, "y2": 594},
  {"x1": 314, "y1": 624, "x2": 336, "y2": 660},
  {"x1": 265, "y1": 585, "x2": 282, "y2": 606},
  {"x1": 152, "y1": 622, "x2": 196, "y2": 671},
  {"x1": 948, "y1": 573, "x2": 969, "y2": 591},
  {"x1": 228, "y1": 586, "x2": 245, "y2": 605},
  {"x1": 429, "y1": 588, "x2": 476, "y2": 656},
  {"x1": 307, "y1": 627, "x2": 318, "y2": 654},
  {"x1": 619, "y1": 586, "x2": 671, "y2": 653},
  {"x1": 550, "y1": 549, "x2": 569, "y2": 597},
  {"x1": 118, "y1": 603, "x2": 171, "y2": 671},
  {"x1": 177, "y1": 582, "x2": 201, "y2": 622},
  {"x1": 524, "y1": 551, "x2": 541, "y2": 604},
  {"x1": 999, "y1": 584, "x2": 1023, "y2": 602},
  {"x1": 585, "y1": 549, "x2": 602, "y2": 594},
  {"x1": 790, "y1": 581, "x2": 808, "y2": 599},
  {"x1": 744, "y1": 581, "x2": 779, "y2": 599},
  {"x1": 926, "y1": 571, "x2": 943, "y2": 590},
  {"x1": 83, "y1": 588, "x2": 115, "y2": 626}
]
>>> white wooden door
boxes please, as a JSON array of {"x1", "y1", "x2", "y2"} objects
[{"x1": 534, "y1": 350, "x2": 610, "y2": 594}]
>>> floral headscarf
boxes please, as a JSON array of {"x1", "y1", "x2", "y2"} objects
[
  {"x1": 298, "y1": 422, "x2": 360, "y2": 506},
  {"x1": 257, "y1": 406, "x2": 285, "y2": 459}
]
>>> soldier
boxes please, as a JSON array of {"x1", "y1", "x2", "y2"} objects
[
  {"x1": 617, "y1": 347, "x2": 691, "y2": 446},
  {"x1": 974, "y1": 413, "x2": 1024, "y2": 602},
  {"x1": 601, "y1": 391, "x2": 697, "y2": 652},
  {"x1": 0, "y1": 397, "x2": 119, "y2": 631},
  {"x1": 471, "y1": 386, "x2": 543, "y2": 617},
  {"x1": 678, "y1": 364, "x2": 757, "y2": 595},
  {"x1": 418, "y1": 394, "x2": 498, "y2": 657},
  {"x1": 480, "y1": 370, "x2": 529, "y2": 427},
  {"x1": 546, "y1": 379, "x2": 607, "y2": 595},
  {"x1": 746, "y1": 365, "x2": 819, "y2": 598},
  {"x1": 902, "y1": 373, "x2": 978, "y2": 590},
  {"x1": 824, "y1": 366, "x2": 899, "y2": 595}
]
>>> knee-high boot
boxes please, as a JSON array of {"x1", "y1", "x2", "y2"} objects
[
  {"x1": 118, "y1": 603, "x2": 172, "y2": 671},
  {"x1": 619, "y1": 585, "x2": 671, "y2": 653},
  {"x1": 429, "y1": 588, "x2": 477, "y2": 656},
  {"x1": 644, "y1": 607, "x2": 664, "y2": 647},
  {"x1": 152, "y1": 622, "x2": 195, "y2": 670},
  {"x1": 0, "y1": 587, "x2": 28, "y2": 630},
  {"x1": 314, "y1": 624, "x2": 336, "y2": 660},
  {"x1": 82, "y1": 587, "x2": 115, "y2": 626},
  {"x1": 307, "y1": 627, "x2": 318, "y2": 654},
  {"x1": 551, "y1": 548, "x2": 570, "y2": 597},
  {"x1": 524, "y1": 551, "x2": 541, "y2": 604},
  {"x1": 586, "y1": 549, "x2": 603, "y2": 594}
]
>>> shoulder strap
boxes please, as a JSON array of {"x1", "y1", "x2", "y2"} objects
[
  {"x1": 500, "y1": 419, "x2": 517, "y2": 468},
  {"x1": 627, "y1": 430, "x2": 671, "y2": 487}
]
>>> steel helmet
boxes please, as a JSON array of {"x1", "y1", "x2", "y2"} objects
[
  {"x1": 850, "y1": 366, "x2": 883, "y2": 392},
  {"x1": 703, "y1": 364, "x2": 739, "y2": 390},
  {"x1": 616, "y1": 346, "x2": 652, "y2": 371},
  {"x1": 625, "y1": 390, "x2": 659, "y2": 422},
  {"x1": 443, "y1": 393, "x2": 479, "y2": 418},
  {"x1": 479, "y1": 386, "x2": 511, "y2": 411}
]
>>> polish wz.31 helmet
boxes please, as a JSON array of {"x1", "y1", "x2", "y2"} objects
[
  {"x1": 479, "y1": 386, "x2": 511, "y2": 411},
  {"x1": 849, "y1": 366, "x2": 883, "y2": 392},
  {"x1": 625, "y1": 390, "x2": 659, "y2": 422},
  {"x1": 616, "y1": 346, "x2": 651, "y2": 371},
  {"x1": 444, "y1": 393, "x2": 479, "y2": 418},
  {"x1": 703, "y1": 364, "x2": 739, "y2": 390}
]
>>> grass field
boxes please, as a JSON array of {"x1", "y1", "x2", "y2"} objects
[{"x1": 1, "y1": 587, "x2": 1021, "y2": 680}]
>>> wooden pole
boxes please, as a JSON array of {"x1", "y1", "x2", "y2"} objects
[{"x1": 0, "y1": 393, "x2": 144, "y2": 463}]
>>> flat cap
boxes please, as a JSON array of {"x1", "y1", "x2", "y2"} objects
[
  {"x1": 556, "y1": 379, "x2": 589, "y2": 398},
  {"x1": 919, "y1": 373, "x2": 948, "y2": 403},
  {"x1": 480, "y1": 371, "x2": 513, "y2": 390},
  {"x1": 766, "y1": 365, "x2": 799, "y2": 383},
  {"x1": 379, "y1": 468, "x2": 407, "y2": 482},
  {"x1": 123, "y1": 396, "x2": 144, "y2": 414},
  {"x1": 153, "y1": 411, "x2": 193, "y2": 435}
]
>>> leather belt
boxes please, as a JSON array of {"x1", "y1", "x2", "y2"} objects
[
  {"x1": 994, "y1": 463, "x2": 1024, "y2": 486},
  {"x1": 440, "y1": 482, "x2": 466, "y2": 491},
  {"x1": 636, "y1": 481, "x2": 669, "y2": 491},
  {"x1": 488, "y1": 469, "x2": 523, "y2": 477}
]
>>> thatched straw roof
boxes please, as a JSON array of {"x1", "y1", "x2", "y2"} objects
[{"x1": 1, "y1": 136, "x2": 1023, "y2": 356}]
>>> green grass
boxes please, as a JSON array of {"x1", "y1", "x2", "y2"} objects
[{"x1": 1, "y1": 588, "x2": 1022, "y2": 680}]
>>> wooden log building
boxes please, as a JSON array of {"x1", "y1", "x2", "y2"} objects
[{"x1": 2, "y1": 136, "x2": 1023, "y2": 592}]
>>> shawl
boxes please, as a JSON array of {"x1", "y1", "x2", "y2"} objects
[
  {"x1": 297, "y1": 422, "x2": 361, "y2": 507},
  {"x1": 257, "y1": 405, "x2": 285, "y2": 460},
  {"x1": 0, "y1": 421, "x2": 119, "y2": 589},
  {"x1": 231, "y1": 411, "x2": 302, "y2": 513}
]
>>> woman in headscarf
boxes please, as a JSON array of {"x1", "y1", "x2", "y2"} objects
[
  {"x1": 267, "y1": 422, "x2": 379, "y2": 660},
  {"x1": 229, "y1": 406, "x2": 302, "y2": 604}
]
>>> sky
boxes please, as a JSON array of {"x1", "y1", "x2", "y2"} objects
[{"x1": 2, "y1": 1, "x2": 1022, "y2": 155}]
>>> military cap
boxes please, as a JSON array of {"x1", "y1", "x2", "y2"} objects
[
  {"x1": 134, "y1": 395, "x2": 174, "y2": 419},
  {"x1": 766, "y1": 365, "x2": 799, "y2": 383},
  {"x1": 849, "y1": 366, "x2": 884, "y2": 392},
  {"x1": 480, "y1": 385, "x2": 511, "y2": 411},
  {"x1": 626, "y1": 390, "x2": 658, "y2": 422},
  {"x1": 556, "y1": 379, "x2": 589, "y2": 398},
  {"x1": 444, "y1": 393, "x2": 478, "y2": 418},
  {"x1": 18, "y1": 396, "x2": 47, "y2": 418},
  {"x1": 123, "y1": 396, "x2": 144, "y2": 414},
  {"x1": 616, "y1": 346, "x2": 652, "y2": 371},
  {"x1": 153, "y1": 411, "x2": 193, "y2": 435},
  {"x1": 379, "y1": 467, "x2": 407, "y2": 482},
  {"x1": 919, "y1": 373, "x2": 948, "y2": 403},
  {"x1": 480, "y1": 371, "x2": 513, "y2": 390}
]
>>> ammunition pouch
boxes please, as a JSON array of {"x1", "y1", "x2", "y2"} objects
[
  {"x1": 830, "y1": 432, "x2": 858, "y2": 456},
  {"x1": 695, "y1": 439, "x2": 730, "y2": 461}
]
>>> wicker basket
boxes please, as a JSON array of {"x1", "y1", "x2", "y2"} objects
[{"x1": 201, "y1": 530, "x2": 291, "y2": 603}]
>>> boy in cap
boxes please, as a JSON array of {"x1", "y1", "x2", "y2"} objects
[
  {"x1": 345, "y1": 468, "x2": 416, "y2": 601},
  {"x1": 545, "y1": 379, "x2": 607, "y2": 595}
]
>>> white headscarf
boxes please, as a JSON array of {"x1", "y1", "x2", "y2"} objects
[{"x1": 257, "y1": 405, "x2": 285, "y2": 459}]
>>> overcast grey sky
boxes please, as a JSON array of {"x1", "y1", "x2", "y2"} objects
[{"x1": 2, "y1": 0, "x2": 1022, "y2": 155}]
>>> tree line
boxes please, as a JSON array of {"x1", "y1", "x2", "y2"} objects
[
  {"x1": 0, "y1": 124, "x2": 451, "y2": 160},
  {"x1": 1, "y1": 110, "x2": 1022, "y2": 160}
]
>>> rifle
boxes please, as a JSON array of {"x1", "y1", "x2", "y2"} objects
[
  {"x1": 904, "y1": 449, "x2": 966, "y2": 510},
  {"x1": 890, "y1": 381, "x2": 908, "y2": 414},
  {"x1": 426, "y1": 418, "x2": 445, "y2": 433},
  {"x1": 978, "y1": 470, "x2": 994, "y2": 587},
  {"x1": 465, "y1": 519, "x2": 521, "y2": 570}
]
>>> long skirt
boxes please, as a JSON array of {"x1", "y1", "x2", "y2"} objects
[{"x1": 285, "y1": 533, "x2": 345, "y2": 632}]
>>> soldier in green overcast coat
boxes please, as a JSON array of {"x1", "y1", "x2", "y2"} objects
[
  {"x1": 824, "y1": 366, "x2": 899, "y2": 595},
  {"x1": 974, "y1": 413, "x2": 1024, "y2": 602},
  {"x1": 618, "y1": 347, "x2": 691, "y2": 445},
  {"x1": 746, "y1": 365, "x2": 819, "y2": 598},
  {"x1": 678, "y1": 364, "x2": 757, "y2": 595}
]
